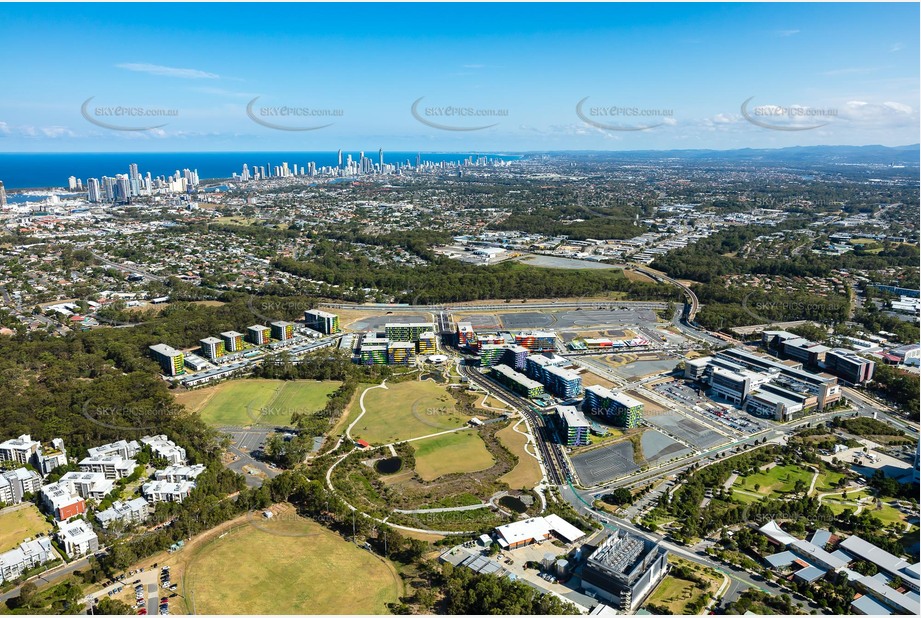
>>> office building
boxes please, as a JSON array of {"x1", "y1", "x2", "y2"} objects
[
  {"x1": 715, "y1": 348, "x2": 841, "y2": 410},
  {"x1": 56, "y1": 519, "x2": 99, "y2": 558},
  {"x1": 247, "y1": 324, "x2": 271, "y2": 345},
  {"x1": 557, "y1": 405, "x2": 590, "y2": 446},
  {"x1": 199, "y1": 336, "x2": 225, "y2": 361},
  {"x1": 270, "y1": 321, "x2": 294, "y2": 341},
  {"x1": 581, "y1": 530, "x2": 670, "y2": 611},
  {"x1": 824, "y1": 349, "x2": 875, "y2": 384},
  {"x1": 494, "y1": 515, "x2": 584, "y2": 550},
  {"x1": 304, "y1": 309, "x2": 340, "y2": 334},
  {"x1": 490, "y1": 364, "x2": 544, "y2": 398},
  {"x1": 149, "y1": 343, "x2": 184, "y2": 376},
  {"x1": 220, "y1": 331, "x2": 244, "y2": 353}
]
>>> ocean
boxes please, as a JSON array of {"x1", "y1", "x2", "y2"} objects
[{"x1": 0, "y1": 151, "x2": 521, "y2": 190}]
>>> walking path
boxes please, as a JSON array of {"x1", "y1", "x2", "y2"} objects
[{"x1": 346, "y1": 381, "x2": 387, "y2": 440}]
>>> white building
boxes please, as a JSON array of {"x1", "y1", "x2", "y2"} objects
[
  {"x1": 0, "y1": 467, "x2": 42, "y2": 505},
  {"x1": 0, "y1": 538, "x2": 54, "y2": 584},
  {"x1": 57, "y1": 471, "x2": 115, "y2": 501},
  {"x1": 87, "y1": 439, "x2": 140, "y2": 461},
  {"x1": 78, "y1": 454, "x2": 136, "y2": 480},
  {"x1": 0, "y1": 434, "x2": 40, "y2": 465},
  {"x1": 142, "y1": 480, "x2": 195, "y2": 504},
  {"x1": 56, "y1": 519, "x2": 99, "y2": 558},
  {"x1": 154, "y1": 464, "x2": 205, "y2": 483},
  {"x1": 96, "y1": 498, "x2": 149, "y2": 530},
  {"x1": 140, "y1": 435, "x2": 187, "y2": 465}
]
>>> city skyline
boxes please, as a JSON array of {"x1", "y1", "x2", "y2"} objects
[{"x1": 0, "y1": 2, "x2": 917, "y2": 152}]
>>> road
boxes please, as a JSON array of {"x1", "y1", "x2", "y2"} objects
[{"x1": 0, "y1": 551, "x2": 104, "y2": 604}]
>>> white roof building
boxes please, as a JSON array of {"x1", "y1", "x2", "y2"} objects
[
  {"x1": 141, "y1": 435, "x2": 187, "y2": 465},
  {"x1": 494, "y1": 515, "x2": 585, "y2": 549},
  {"x1": 56, "y1": 519, "x2": 99, "y2": 558}
]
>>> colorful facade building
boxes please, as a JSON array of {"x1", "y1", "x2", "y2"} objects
[
  {"x1": 416, "y1": 331, "x2": 437, "y2": 355},
  {"x1": 385, "y1": 322, "x2": 435, "y2": 342},
  {"x1": 271, "y1": 321, "x2": 294, "y2": 341},
  {"x1": 149, "y1": 344, "x2": 184, "y2": 376},
  {"x1": 582, "y1": 385, "x2": 644, "y2": 428},
  {"x1": 387, "y1": 341, "x2": 416, "y2": 366},
  {"x1": 515, "y1": 331, "x2": 558, "y2": 352},
  {"x1": 457, "y1": 322, "x2": 475, "y2": 348},
  {"x1": 502, "y1": 345, "x2": 529, "y2": 371},
  {"x1": 304, "y1": 309, "x2": 340, "y2": 334},
  {"x1": 490, "y1": 364, "x2": 544, "y2": 398},
  {"x1": 479, "y1": 344, "x2": 508, "y2": 367},
  {"x1": 544, "y1": 365, "x2": 583, "y2": 399},
  {"x1": 246, "y1": 324, "x2": 271, "y2": 345},
  {"x1": 199, "y1": 337, "x2": 225, "y2": 360},
  {"x1": 220, "y1": 331, "x2": 244, "y2": 353},
  {"x1": 557, "y1": 405, "x2": 590, "y2": 446},
  {"x1": 360, "y1": 344, "x2": 388, "y2": 365}
]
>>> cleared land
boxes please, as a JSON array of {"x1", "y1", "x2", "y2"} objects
[
  {"x1": 412, "y1": 431, "x2": 495, "y2": 481},
  {"x1": 186, "y1": 512, "x2": 400, "y2": 614},
  {"x1": 496, "y1": 423, "x2": 543, "y2": 489},
  {"x1": 355, "y1": 380, "x2": 471, "y2": 444},
  {"x1": 0, "y1": 505, "x2": 53, "y2": 551},
  {"x1": 178, "y1": 379, "x2": 341, "y2": 427}
]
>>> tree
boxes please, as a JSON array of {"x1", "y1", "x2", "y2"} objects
[{"x1": 96, "y1": 597, "x2": 135, "y2": 615}]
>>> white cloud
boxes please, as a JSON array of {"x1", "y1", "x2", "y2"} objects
[
  {"x1": 191, "y1": 86, "x2": 255, "y2": 98},
  {"x1": 116, "y1": 63, "x2": 219, "y2": 79},
  {"x1": 776, "y1": 29, "x2": 800, "y2": 37},
  {"x1": 890, "y1": 42, "x2": 904, "y2": 52}
]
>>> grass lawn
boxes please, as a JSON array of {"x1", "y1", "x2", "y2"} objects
[
  {"x1": 186, "y1": 513, "x2": 400, "y2": 614},
  {"x1": 412, "y1": 431, "x2": 495, "y2": 481},
  {"x1": 0, "y1": 505, "x2": 52, "y2": 552},
  {"x1": 183, "y1": 379, "x2": 341, "y2": 427},
  {"x1": 496, "y1": 422, "x2": 543, "y2": 490},
  {"x1": 733, "y1": 464, "x2": 814, "y2": 497},
  {"x1": 644, "y1": 558, "x2": 723, "y2": 614},
  {"x1": 866, "y1": 501, "x2": 908, "y2": 526},
  {"x1": 356, "y1": 380, "x2": 471, "y2": 444},
  {"x1": 814, "y1": 469, "x2": 847, "y2": 492}
]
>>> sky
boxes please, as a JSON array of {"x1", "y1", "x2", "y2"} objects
[{"x1": 0, "y1": 2, "x2": 918, "y2": 152}]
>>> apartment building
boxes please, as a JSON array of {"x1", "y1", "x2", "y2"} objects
[
  {"x1": 140, "y1": 435, "x2": 187, "y2": 465},
  {"x1": 149, "y1": 343, "x2": 184, "y2": 376},
  {"x1": 96, "y1": 497, "x2": 150, "y2": 530},
  {"x1": 0, "y1": 467, "x2": 42, "y2": 505},
  {"x1": 78, "y1": 454, "x2": 136, "y2": 480},
  {"x1": 142, "y1": 480, "x2": 195, "y2": 503},
  {"x1": 0, "y1": 538, "x2": 54, "y2": 584},
  {"x1": 56, "y1": 519, "x2": 99, "y2": 558}
]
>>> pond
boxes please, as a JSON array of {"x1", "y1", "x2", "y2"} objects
[
  {"x1": 375, "y1": 457, "x2": 403, "y2": 474},
  {"x1": 498, "y1": 495, "x2": 528, "y2": 513}
]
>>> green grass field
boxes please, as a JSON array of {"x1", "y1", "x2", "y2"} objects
[
  {"x1": 188, "y1": 379, "x2": 341, "y2": 427},
  {"x1": 355, "y1": 380, "x2": 471, "y2": 444},
  {"x1": 186, "y1": 515, "x2": 400, "y2": 614},
  {"x1": 733, "y1": 464, "x2": 814, "y2": 497},
  {"x1": 813, "y1": 469, "x2": 847, "y2": 492},
  {"x1": 0, "y1": 505, "x2": 53, "y2": 552},
  {"x1": 644, "y1": 558, "x2": 723, "y2": 614},
  {"x1": 412, "y1": 430, "x2": 495, "y2": 481}
]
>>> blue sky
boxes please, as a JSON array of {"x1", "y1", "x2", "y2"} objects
[{"x1": 0, "y1": 2, "x2": 917, "y2": 151}]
